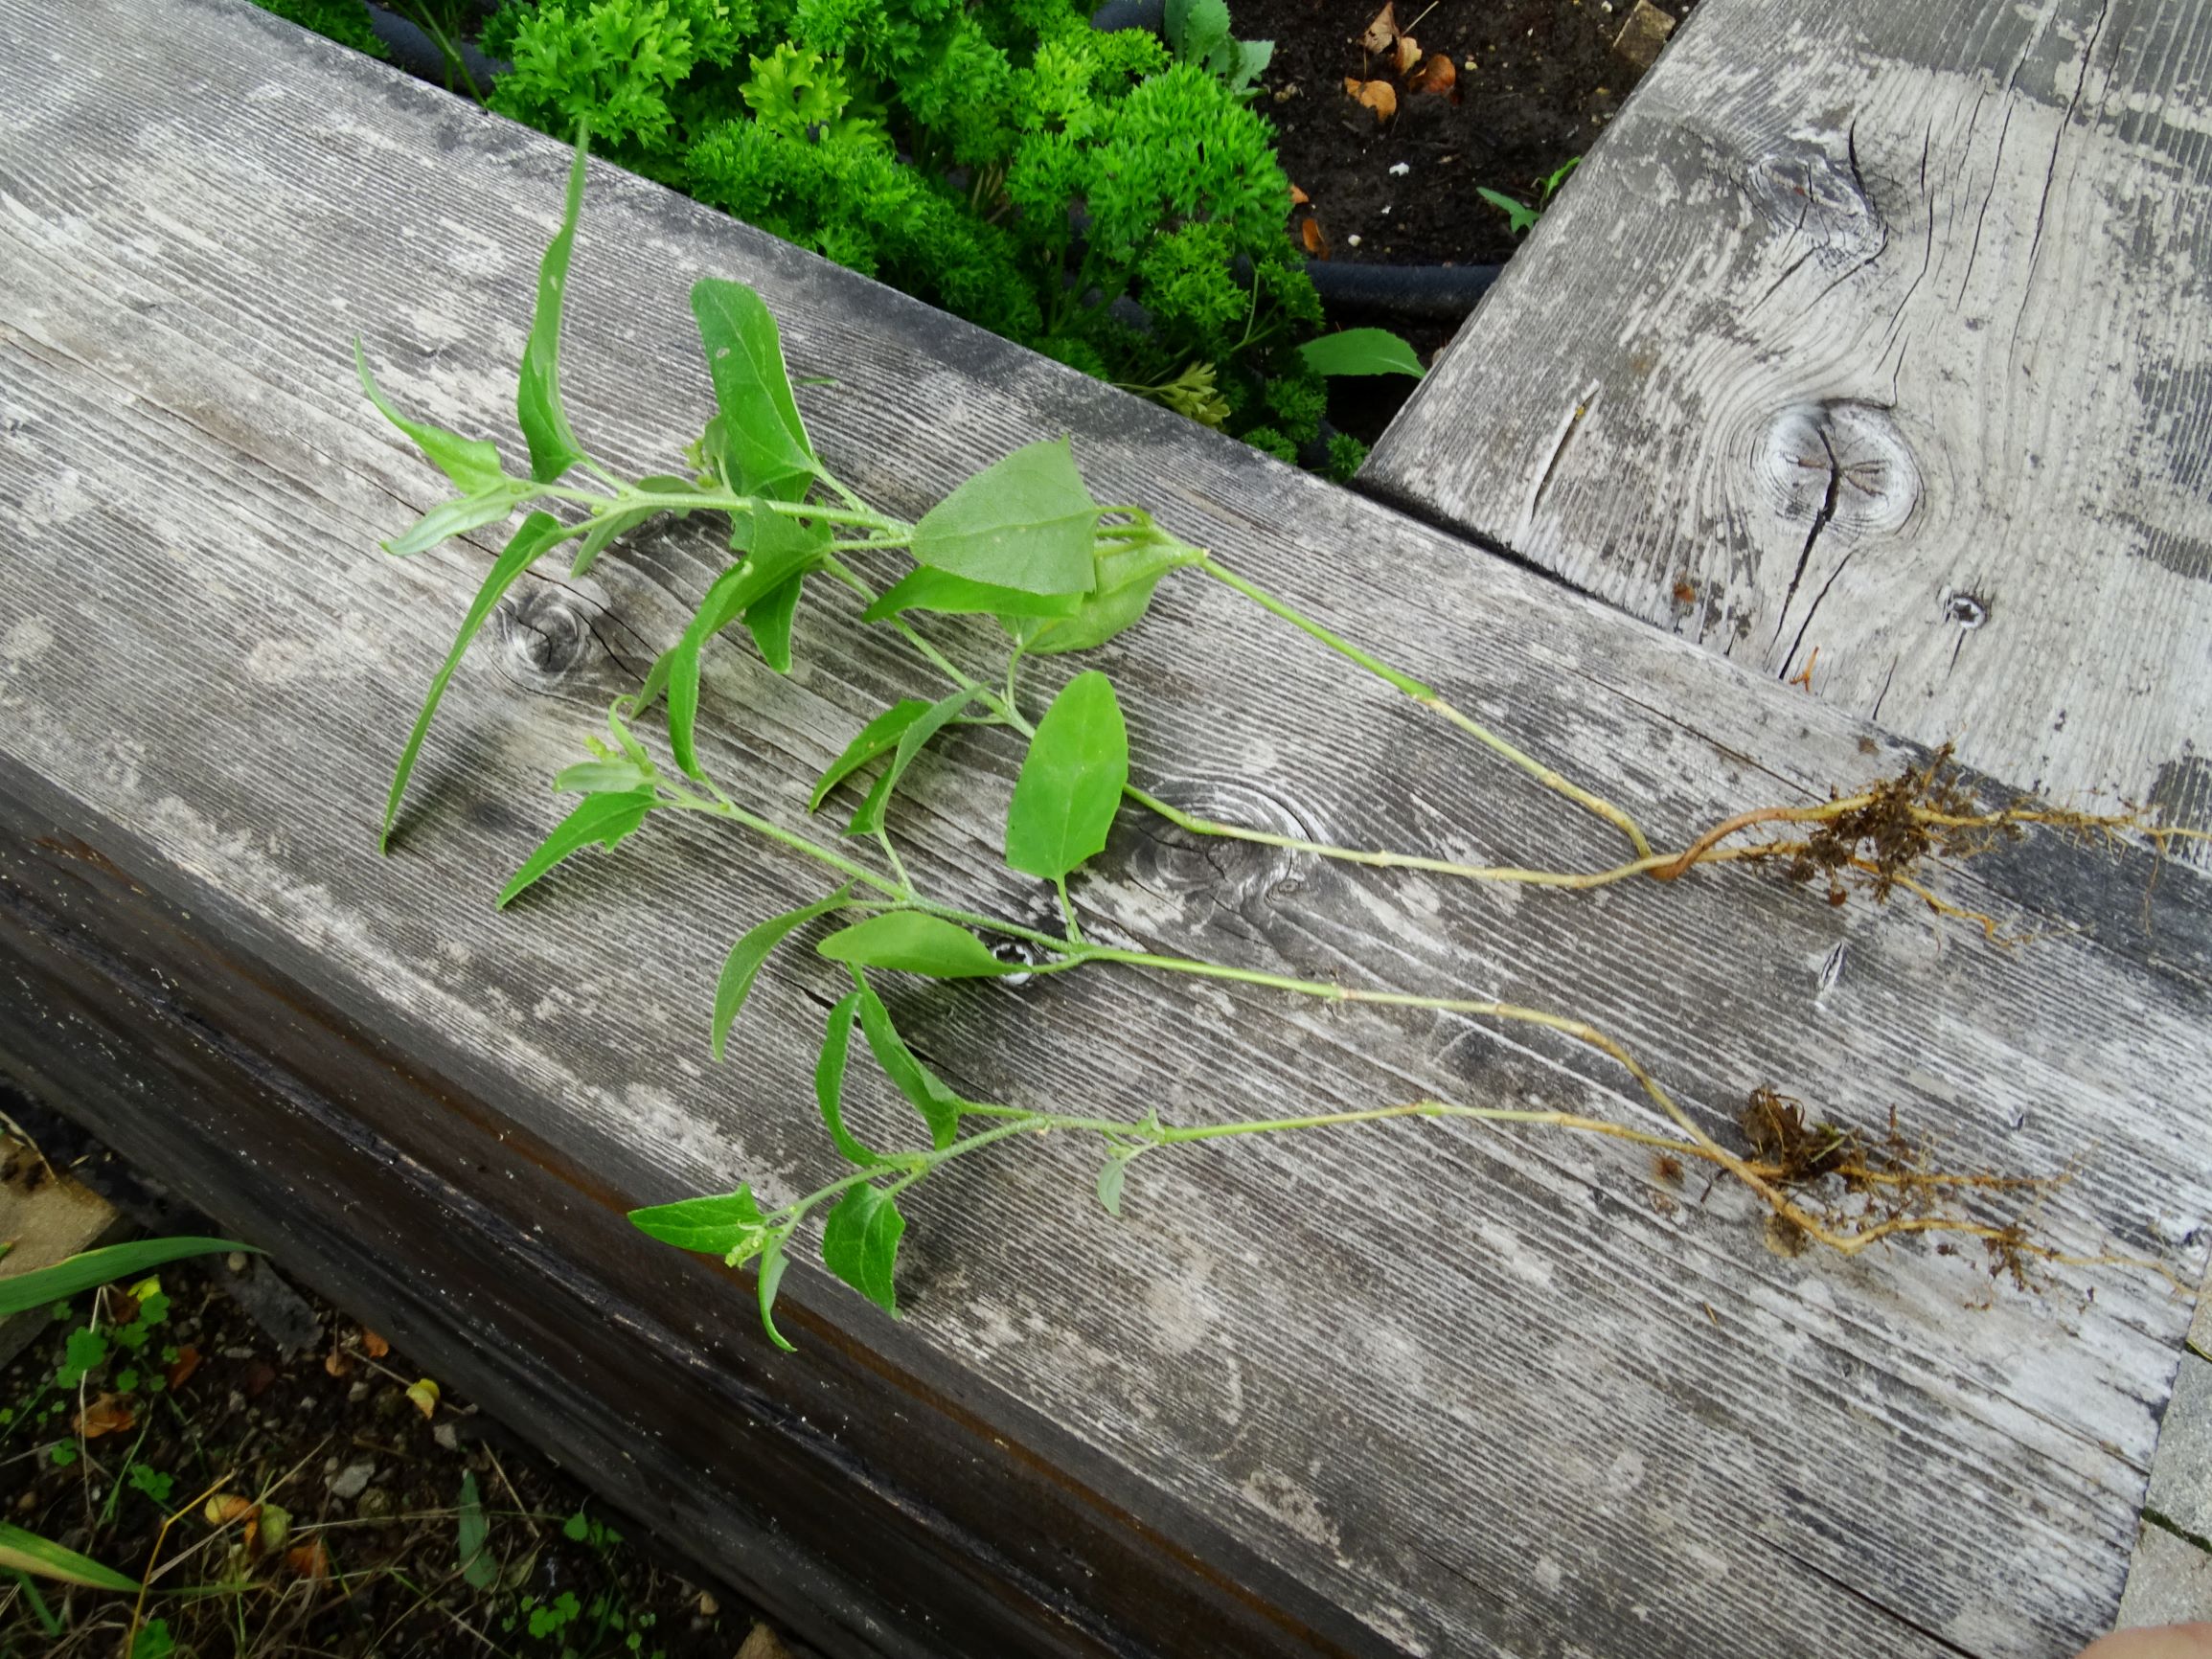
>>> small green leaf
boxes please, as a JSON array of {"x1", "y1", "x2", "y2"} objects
[
  {"x1": 496, "y1": 788, "x2": 655, "y2": 908},
  {"x1": 457, "y1": 1472, "x2": 497, "y2": 1591},
  {"x1": 382, "y1": 511, "x2": 575, "y2": 850},
  {"x1": 129, "y1": 1618, "x2": 174, "y2": 1659},
  {"x1": 628, "y1": 1186, "x2": 770, "y2": 1261},
  {"x1": 744, "y1": 575, "x2": 805, "y2": 672},
  {"x1": 819, "y1": 1185, "x2": 904, "y2": 1316},
  {"x1": 553, "y1": 760, "x2": 652, "y2": 795},
  {"x1": 635, "y1": 473, "x2": 708, "y2": 498},
  {"x1": 817, "y1": 913, "x2": 1019, "y2": 979},
  {"x1": 1005, "y1": 671, "x2": 1129, "y2": 881},
  {"x1": 667, "y1": 648, "x2": 705, "y2": 780},
  {"x1": 845, "y1": 687, "x2": 976, "y2": 837},
  {"x1": 0, "y1": 1238, "x2": 251, "y2": 1319},
  {"x1": 661, "y1": 511, "x2": 829, "y2": 774},
  {"x1": 810, "y1": 700, "x2": 929, "y2": 811},
  {"x1": 1166, "y1": 0, "x2": 1232, "y2": 63},
  {"x1": 1011, "y1": 536, "x2": 1191, "y2": 656},
  {"x1": 813, "y1": 993, "x2": 884, "y2": 1167},
  {"x1": 379, "y1": 489, "x2": 526, "y2": 559},
  {"x1": 908, "y1": 438, "x2": 1101, "y2": 596},
  {"x1": 691, "y1": 279, "x2": 818, "y2": 498},
  {"x1": 711, "y1": 890, "x2": 852, "y2": 1059},
  {"x1": 1475, "y1": 186, "x2": 1540, "y2": 236},
  {"x1": 855, "y1": 980, "x2": 962, "y2": 1150},
  {"x1": 863, "y1": 568, "x2": 1084, "y2": 625},
  {"x1": 569, "y1": 506, "x2": 654, "y2": 577},
  {"x1": 1096, "y1": 1155, "x2": 1127, "y2": 1216},
  {"x1": 518, "y1": 128, "x2": 593, "y2": 484},
  {"x1": 353, "y1": 341, "x2": 508, "y2": 495},
  {"x1": 756, "y1": 1240, "x2": 796, "y2": 1352},
  {"x1": 0, "y1": 1521, "x2": 139, "y2": 1592},
  {"x1": 57, "y1": 1325, "x2": 108, "y2": 1387},
  {"x1": 1296, "y1": 328, "x2": 1426, "y2": 379}
]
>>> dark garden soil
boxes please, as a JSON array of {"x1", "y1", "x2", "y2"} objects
[
  {"x1": 1251, "y1": 0, "x2": 1699, "y2": 270},
  {"x1": 1245, "y1": 0, "x2": 1698, "y2": 443},
  {"x1": 0, "y1": 1107, "x2": 799, "y2": 1659}
]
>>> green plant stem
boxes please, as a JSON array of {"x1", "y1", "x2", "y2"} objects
[
  {"x1": 766, "y1": 1120, "x2": 1039, "y2": 1230},
  {"x1": 1065, "y1": 941, "x2": 1720, "y2": 1155},
  {"x1": 655, "y1": 767, "x2": 1728, "y2": 1179},
  {"x1": 560, "y1": 478, "x2": 1664, "y2": 891},
  {"x1": 1122, "y1": 787, "x2": 1698, "y2": 889},
  {"x1": 650, "y1": 718, "x2": 1704, "y2": 1166},
  {"x1": 816, "y1": 557, "x2": 979, "y2": 696},
  {"x1": 660, "y1": 789, "x2": 901, "y2": 900},
  {"x1": 815, "y1": 547, "x2": 1674, "y2": 894},
  {"x1": 539, "y1": 483, "x2": 905, "y2": 539},
  {"x1": 576, "y1": 477, "x2": 1694, "y2": 913},
  {"x1": 10, "y1": 1570, "x2": 59, "y2": 1637},
  {"x1": 658, "y1": 784, "x2": 1076, "y2": 959},
  {"x1": 1191, "y1": 552, "x2": 1653, "y2": 859}
]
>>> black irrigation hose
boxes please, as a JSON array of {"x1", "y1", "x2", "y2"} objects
[
  {"x1": 364, "y1": 4, "x2": 506, "y2": 92},
  {"x1": 1089, "y1": 0, "x2": 1168, "y2": 30},
  {"x1": 365, "y1": 0, "x2": 1503, "y2": 324},
  {"x1": 1304, "y1": 260, "x2": 1504, "y2": 321}
]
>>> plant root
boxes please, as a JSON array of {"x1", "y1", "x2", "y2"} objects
[{"x1": 1409, "y1": 1084, "x2": 2175, "y2": 1290}]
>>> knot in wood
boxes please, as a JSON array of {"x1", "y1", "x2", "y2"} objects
[
  {"x1": 1758, "y1": 400, "x2": 1919, "y2": 542},
  {"x1": 1941, "y1": 591, "x2": 1988, "y2": 628},
  {"x1": 1743, "y1": 140, "x2": 1882, "y2": 263},
  {"x1": 1126, "y1": 776, "x2": 1317, "y2": 913},
  {"x1": 492, "y1": 586, "x2": 600, "y2": 690}
]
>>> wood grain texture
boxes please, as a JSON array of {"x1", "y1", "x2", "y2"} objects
[
  {"x1": 1364, "y1": 0, "x2": 2212, "y2": 830},
  {"x1": 2, "y1": 2, "x2": 2209, "y2": 1654}
]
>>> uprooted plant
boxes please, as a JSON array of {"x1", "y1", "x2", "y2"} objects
[{"x1": 356, "y1": 133, "x2": 2186, "y2": 1344}]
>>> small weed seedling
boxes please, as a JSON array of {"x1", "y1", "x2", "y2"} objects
[
  {"x1": 1478, "y1": 155, "x2": 1582, "y2": 235},
  {"x1": 357, "y1": 132, "x2": 2194, "y2": 1346}
]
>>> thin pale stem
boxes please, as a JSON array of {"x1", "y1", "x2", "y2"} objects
[
  {"x1": 660, "y1": 789, "x2": 901, "y2": 900},
  {"x1": 833, "y1": 1091, "x2": 2152, "y2": 1279},
  {"x1": 1192, "y1": 553, "x2": 1653, "y2": 859}
]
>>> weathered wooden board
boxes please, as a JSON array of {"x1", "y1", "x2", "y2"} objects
[
  {"x1": 1364, "y1": 0, "x2": 2212, "y2": 831},
  {"x1": 2, "y1": 3, "x2": 2209, "y2": 1655}
]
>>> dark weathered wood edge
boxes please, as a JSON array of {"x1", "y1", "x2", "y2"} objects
[{"x1": 0, "y1": 751, "x2": 1398, "y2": 1659}]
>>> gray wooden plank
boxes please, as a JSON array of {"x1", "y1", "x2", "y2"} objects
[
  {"x1": 3, "y1": 1, "x2": 2209, "y2": 1653},
  {"x1": 1364, "y1": 0, "x2": 2212, "y2": 832}
]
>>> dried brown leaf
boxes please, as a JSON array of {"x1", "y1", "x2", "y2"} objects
[
  {"x1": 1360, "y1": 2, "x2": 1399, "y2": 53},
  {"x1": 1356, "y1": 80, "x2": 1398, "y2": 123},
  {"x1": 1300, "y1": 216, "x2": 1332, "y2": 259},
  {"x1": 74, "y1": 1394, "x2": 135, "y2": 1439},
  {"x1": 737, "y1": 1623, "x2": 795, "y2": 1659},
  {"x1": 1411, "y1": 53, "x2": 1457, "y2": 94},
  {"x1": 205, "y1": 1493, "x2": 259, "y2": 1528},
  {"x1": 360, "y1": 1329, "x2": 390, "y2": 1359},
  {"x1": 1288, "y1": 182, "x2": 1310, "y2": 206},
  {"x1": 1396, "y1": 35, "x2": 1422, "y2": 74},
  {"x1": 285, "y1": 1538, "x2": 331, "y2": 1579},
  {"x1": 165, "y1": 1344, "x2": 201, "y2": 1391}
]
